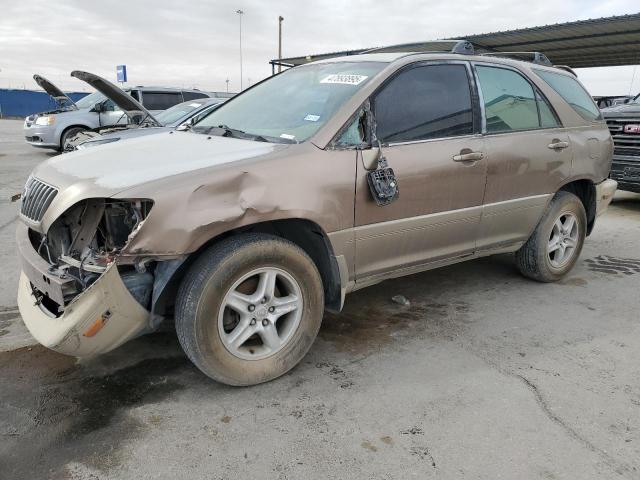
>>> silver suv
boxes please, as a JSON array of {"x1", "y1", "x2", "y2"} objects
[{"x1": 23, "y1": 73, "x2": 213, "y2": 150}]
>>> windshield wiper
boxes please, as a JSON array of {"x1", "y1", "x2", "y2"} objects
[
  {"x1": 199, "y1": 124, "x2": 267, "y2": 142},
  {"x1": 218, "y1": 124, "x2": 269, "y2": 142}
]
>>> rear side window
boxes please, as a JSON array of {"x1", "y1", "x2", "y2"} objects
[
  {"x1": 534, "y1": 69, "x2": 601, "y2": 122},
  {"x1": 374, "y1": 64, "x2": 474, "y2": 143},
  {"x1": 142, "y1": 92, "x2": 184, "y2": 110},
  {"x1": 537, "y1": 91, "x2": 559, "y2": 128},
  {"x1": 182, "y1": 91, "x2": 208, "y2": 101},
  {"x1": 476, "y1": 66, "x2": 561, "y2": 132}
]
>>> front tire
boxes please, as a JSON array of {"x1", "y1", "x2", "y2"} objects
[
  {"x1": 175, "y1": 234, "x2": 324, "y2": 386},
  {"x1": 60, "y1": 126, "x2": 87, "y2": 151},
  {"x1": 516, "y1": 191, "x2": 587, "y2": 282}
]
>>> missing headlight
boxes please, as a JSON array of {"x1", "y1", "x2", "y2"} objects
[{"x1": 29, "y1": 198, "x2": 154, "y2": 306}]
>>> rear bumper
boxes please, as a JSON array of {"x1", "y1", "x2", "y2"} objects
[
  {"x1": 595, "y1": 178, "x2": 618, "y2": 217},
  {"x1": 17, "y1": 224, "x2": 150, "y2": 357}
]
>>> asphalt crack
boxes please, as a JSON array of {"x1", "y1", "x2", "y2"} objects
[
  {"x1": 515, "y1": 374, "x2": 630, "y2": 473},
  {"x1": 479, "y1": 355, "x2": 636, "y2": 477}
]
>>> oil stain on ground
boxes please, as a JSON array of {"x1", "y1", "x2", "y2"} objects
[
  {"x1": 320, "y1": 294, "x2": 471, "y2": 354},
  {"x1": 0, "y1": 332, "x2": 194, "y2": 478}
]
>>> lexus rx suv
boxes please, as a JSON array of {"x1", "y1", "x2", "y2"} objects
[{"x1": 17, "y1": 45, "x2": 617, "y2": 386}]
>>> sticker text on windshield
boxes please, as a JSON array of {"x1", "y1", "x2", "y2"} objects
[{"x1": 320, "y1": 74, "x2": 368, "y2": 86}]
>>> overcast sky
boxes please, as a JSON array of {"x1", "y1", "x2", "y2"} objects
[{"x1": 0, "y1": 0, "x2": 639, "y2": 96}]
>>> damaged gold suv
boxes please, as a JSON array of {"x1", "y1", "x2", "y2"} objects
[{"x1": 18, "y1": 43, "x2": 617, "y2": 385}]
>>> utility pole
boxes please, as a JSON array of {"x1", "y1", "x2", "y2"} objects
[
  {"x1": 225, "y1": 78, "x2": 230, "y2": 93},
  {"x1": 236, "y1": 9, "x2": 244, "y2": 91},
  {"x1": 278, "y1": 16, "x2": 284, "y2": 73}
]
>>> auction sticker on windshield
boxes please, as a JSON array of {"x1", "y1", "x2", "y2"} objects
[{"x1": 320, "y1": 74, "x2": 368, "y2": 85}]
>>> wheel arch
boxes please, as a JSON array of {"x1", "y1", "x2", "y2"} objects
[
  {"x1": 152, "y1": 218, "x2": 343, "y2": 318},
  {"x1": 59, "y1": 124, "x2": 90, "y2": 148},
  {"x1": 558, "y1": 178, "x2": 596, "y2": 235}
]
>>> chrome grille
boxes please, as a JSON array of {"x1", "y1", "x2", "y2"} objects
[
  {"x1": 20, "y1": 177, "x2": 58, "y2": 222},
  {"x1": 607, "y1": 118, "x2": 640, "y2": 159}
]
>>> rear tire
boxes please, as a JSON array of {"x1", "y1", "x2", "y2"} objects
[
  {"x1": 175, "y1": 233, "x2": 324, "y2": 386},
  {"x1": 516, "y1": 191, "x2": 587, "y2": 282}
]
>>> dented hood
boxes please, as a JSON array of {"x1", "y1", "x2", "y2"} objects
[
  {"x1": 31, "y1": 132, "x2": 288, "y2": 229},
  {"x1": 33, "y1": 74, "x2": 77, "y2": 109},
  {"x1": 70, "y1": 70, "x2": 161, "y2": 126}
]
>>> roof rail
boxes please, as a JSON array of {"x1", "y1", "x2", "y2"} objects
[
  {"x1": 362, "y1": 39, "x2": 475, "y2": 56},
  {"x1": 480, "y1": 51, "x2": 552, "y2": 66}
]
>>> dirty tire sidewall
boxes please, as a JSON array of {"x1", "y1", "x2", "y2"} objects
[
  {"x1": 516, "y1": 191, "x2": 587, "y2": 282},
  {"x1": 176, "y1": 234, "x2": 324, "y2": 386}
]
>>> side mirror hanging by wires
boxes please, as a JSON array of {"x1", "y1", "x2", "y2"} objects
[{"x1": 367, "y1": 139, "x2": 399, "y2": 206}]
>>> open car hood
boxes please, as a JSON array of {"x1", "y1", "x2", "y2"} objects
[
  {"x1": 33, "y1": 74, "x2": 77, "y2": 110},
  {"x1": 70, "y1": 70, "x2": 161, "y2": 127}
]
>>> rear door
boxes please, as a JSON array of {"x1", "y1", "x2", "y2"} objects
[
  {"x1": 354, "y1": 61, "x2": 487, "y2": 280},
  {"x1": 473, "y1": 63, "x2": 572, "y2": 251}
]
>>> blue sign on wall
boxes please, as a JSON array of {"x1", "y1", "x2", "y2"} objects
[{"x1": 116, "y1": 65, "x2": 127, "y2": 83}]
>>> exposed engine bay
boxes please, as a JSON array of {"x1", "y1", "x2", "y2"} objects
[{"x1": 28, "y1": 199, "x2": 155, "y2": 315}]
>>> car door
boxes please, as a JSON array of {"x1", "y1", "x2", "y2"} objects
[
  {"x1": 472, "y1": 63, "x2": 573, "y2": 251},
  {"x1": 353, "y1": 61, "x2": 487, "y2": 281}
]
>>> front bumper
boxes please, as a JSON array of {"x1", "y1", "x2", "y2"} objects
[
  {"x1": 610, "y1": 158, "x2": 640, "y2": 193},
  {"x1": 595, "y1": 178, "x2": 618, "y2": 217},
  {"x1": 23, "y1": 124, "x2": 59, "y2": 148},
  {"x1": 17, "y1": 224, "x2": 150, "y2": 357}
]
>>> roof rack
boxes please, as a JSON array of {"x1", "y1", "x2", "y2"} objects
[
  {"x1": 480, "y1": 51, "x2": 552, "y2": 66},
  {"x1": 362, "y1": 39, "x2": 475, "y2": 56}
]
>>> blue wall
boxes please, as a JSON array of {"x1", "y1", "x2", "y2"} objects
[{"x1": 0, "y1": 89, "x2": 89, "y2": 118}]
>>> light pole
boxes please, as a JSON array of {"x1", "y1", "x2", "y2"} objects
[
  {"x1": 278, "y1": 16, "x2": 284, "y2": 73},
  {"x1": 236, "y1": 9, "x2": 244, "y2": 91},
  {"x1": 225, "y1": 78, "x2": 230, "y2": 93}
]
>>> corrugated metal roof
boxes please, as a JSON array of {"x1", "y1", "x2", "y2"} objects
[{"x1": 271, "y1": 13, "x2": 640, "y2": 69}]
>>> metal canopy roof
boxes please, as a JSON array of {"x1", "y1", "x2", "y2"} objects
[{"x1": 270, "y1": 13, "x2": 640, "y2": 70}]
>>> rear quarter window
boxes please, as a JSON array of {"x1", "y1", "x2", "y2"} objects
[
  {"x1": 182, "y1": 91, "x2": 208, "y2": 101},
  {"x1": 534, "y1": 69, "x2": 601, "y2": 122},
  {"x1": 142, "y1": 92, "x2": 184, "y2": 110}
]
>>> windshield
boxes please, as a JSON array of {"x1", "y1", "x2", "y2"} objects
[
  {"x1": 74, "y1": 91, "x2": 107, "y2": 109},
  {"x1": 155, "y1": 100, "x2": 210, "y2": 126},
  {"x1": 195, "y1": 62, "x2": 386, "y2": 142}
]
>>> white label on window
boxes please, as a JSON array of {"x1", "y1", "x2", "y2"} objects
[
  {"x1": 304, "y1": 114, "x2": 320, "y2": 122},
  {"x1": 320, "y1": 74, "x2": 368, "y2": 86},
  {"x1": 280, "y1": 133, "x2": 296, "y2": 140}
]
